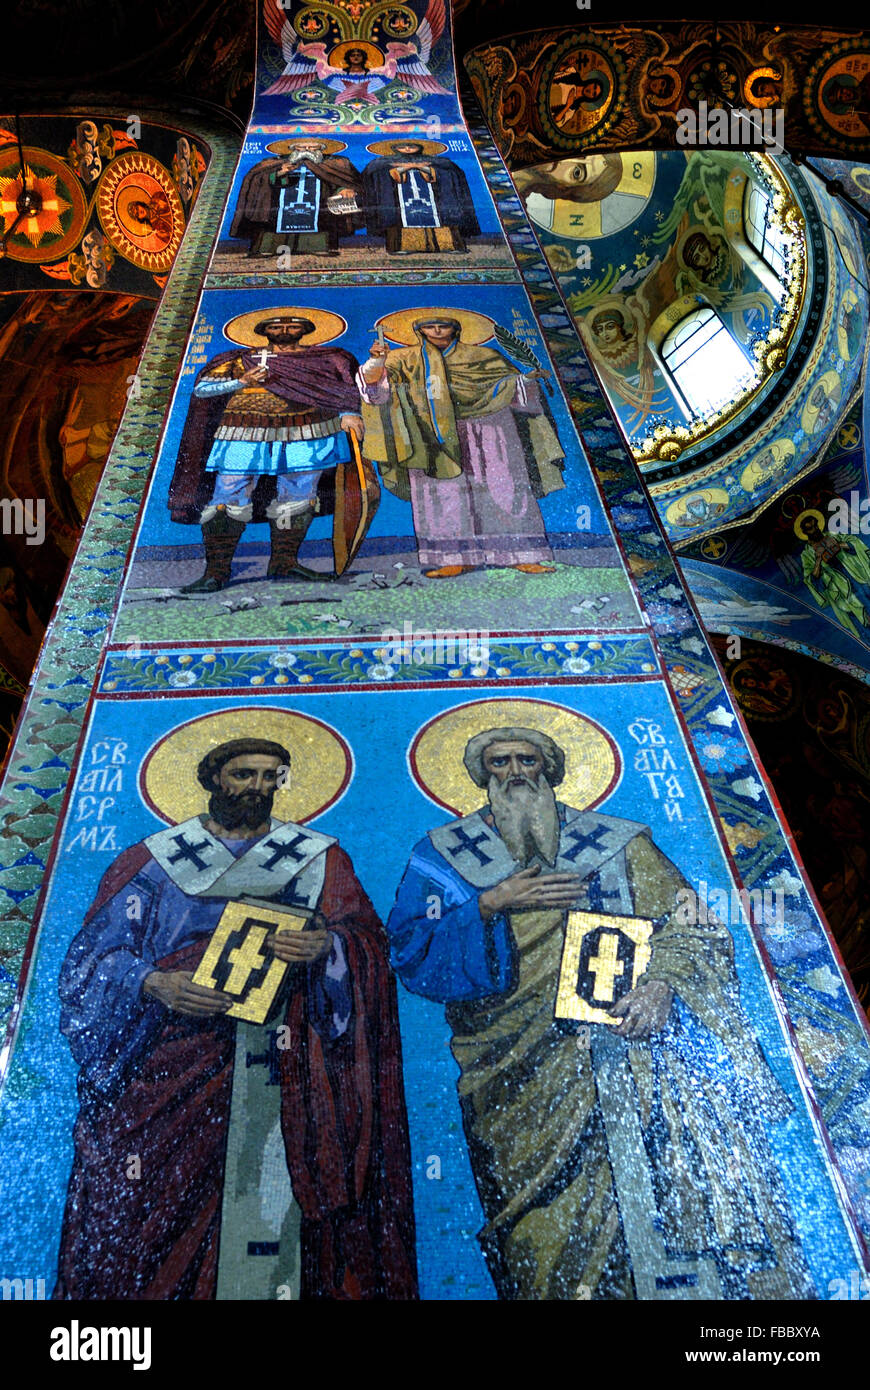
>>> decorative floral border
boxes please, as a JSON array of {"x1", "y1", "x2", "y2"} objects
[{"x1": 97, "y1": 633, "x2": 660, "y2": 694}]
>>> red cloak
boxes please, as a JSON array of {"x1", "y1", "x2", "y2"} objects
[{"x1": 167, "y1": 346, "x2": 361, "y2": 524}]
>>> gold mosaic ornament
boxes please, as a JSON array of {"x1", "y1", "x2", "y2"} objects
[
  {"x1": 555, "y1": 911, "x2": 654, "y2": 1024},
  {"x1": 192, "y1": 900, "x2": 308, "y2": 1023},
  {"x1": 140, "y1": 707, "x2": 352, "y2": 825},
  {"x1": 96, "y1": 151, "x2": 185, "y2": 272}
]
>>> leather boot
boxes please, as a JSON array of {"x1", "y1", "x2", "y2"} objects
[
  {"x1": 267, "y1": 507, "x2": 325, "y2": 581},
  {"x1": 181, "y1": 511, "x2": 246, "y2": 593}
]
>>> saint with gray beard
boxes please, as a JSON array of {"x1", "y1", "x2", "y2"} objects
[
  {"x1": 387, "y1": 725, "x2": 813, "y2": 1301},
  {"x1": 229, "y1": 142, "x2": 363, "y2": 257},
  {"x1": 486, "y1": 764, "x2": 561, "y2": 868}
]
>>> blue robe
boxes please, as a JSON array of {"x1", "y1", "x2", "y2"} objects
[{"x1": 60, "y1": 833, "x2": 349, "y2": 1103}]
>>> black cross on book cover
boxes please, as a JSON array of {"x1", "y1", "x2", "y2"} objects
[
  {"x1": 192, "y1": 901, "x2": 308, "y2": 1023},
  {"x1": 556, "y1": 912, "x2": 654, "y2": 1025}
]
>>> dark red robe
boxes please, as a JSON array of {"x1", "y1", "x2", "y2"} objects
[{"x1": 54, "y1": 844, "x2": 418, "y2": 1300}]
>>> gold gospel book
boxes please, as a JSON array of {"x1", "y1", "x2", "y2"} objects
[
  {"x1": 192, "y1": 900, "x2": 308, "y2": 1024},
  {"x1": 556, "y1": 910, "x2": 654, "y2": 1025}
]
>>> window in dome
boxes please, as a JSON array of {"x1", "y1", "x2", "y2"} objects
[
  {"x1": 660, "y1": 305, "x2": 756, "y2": 418},
  {"x1": 743, "y1": 182, "x2": 789, "y2": 283}
]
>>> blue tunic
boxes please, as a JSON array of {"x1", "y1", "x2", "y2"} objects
[{"x1": 386, "y1": 835, "x2": 515, "y2": 1002}]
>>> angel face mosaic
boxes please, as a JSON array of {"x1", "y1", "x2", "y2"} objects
[{"x1": 1, "y1": 0, "x2": 869, "y2": 1305}]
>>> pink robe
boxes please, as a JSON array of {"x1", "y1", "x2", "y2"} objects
[{"x1": 359, "y1": 371, "x2": 554, "y2": 568}]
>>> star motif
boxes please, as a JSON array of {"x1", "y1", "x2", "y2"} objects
[{"x1": 0, "y1": 168, "x2": 71, "y2": 246}]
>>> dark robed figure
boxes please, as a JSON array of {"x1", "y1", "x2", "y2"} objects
[
  {"x1": 230, "y1": 143, "x2": 363, "y2": 257},
  {"x1": 55, "y1": 737, "x2": 417, "y2": 1300},
  {"x1": 363, "y1": 142, "x2": 480, "y2": 255}
]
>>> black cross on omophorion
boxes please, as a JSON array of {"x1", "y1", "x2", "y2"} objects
[
  {"x1": 260, "y1": 833, "x2": 309, "y2": 872},
  {"x1": 167, "y1": 832, "x2": 213, "y2": 872},
  {"x1": 560, "y1": 823, "x2": 613, "y2": 864},
  {"x1": 279, "y1": 882, "x2": 311, "y2": 911},
  {"x1": 446, "y1": 826, "x2": 494, "y2": 867}
]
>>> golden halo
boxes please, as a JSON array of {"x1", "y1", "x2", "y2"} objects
[
  {"x1": 329, "y1": 39, "x2": 384, "y2": 68},
  {"x1": 265, "y1": 138, "x2": 347, "y2": 156},
  {"x1": 665, "y1": 487, "x2": 729, "y2": 527},
  {"x1": 96, "y1": 153, "x2": 184, "y2": 272},
  {"x1": 365, "y1": 138, "x2": 448, "y2": 156},
  {"x1": 743, "y1": 66, "x2": 781, "y2": 108},
  {"x1": 409, "y1": 698, "x2": 620, "y2": 817},
  {"x1": 223, "y1": 307, "x2": 347, "y2": 347},
  {"x1": 738, "y1": 436, "x2": 795, "y2": 491},
  {"x1": 375, "y1": 307, "x2": 495, "y2": 346},
  {"x1": 794, "y1": 507, "x2": 826, "y2": 540},
  {"x1": 141, "y1": 707, "x2": 353, "y2": 826},
  {"x1": 800, "y1": 370, "x2": 842, "y2": 431},
  {"x1": 116, "y1": 183, "x2": 165, "y2": 240},
  {"x1": 816, "y1": 368, "x2": 842, "y2": 397}
]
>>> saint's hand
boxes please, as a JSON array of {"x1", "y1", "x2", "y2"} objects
[
  {"x1": 608, "y1": 979, "x2": 674, "y2": 1039},
  {"x1": 340, "y1": 412, "x2": 365, "y2": 442},
  {"x1": 266, "y1": 928, "x2": 332, "y2": 964},
  {"x1": 239, "y1": 365, "x2": 269, "y2": 387},
  {"x1": 362, "y1": 343, "x2": 389, "y2": 383},
  {"x1": 479, "y1": 865, "x2": 585, "y2": 918},
  {"x1": 143, "y1": 970, "x2": 234, "y2": 1017}
]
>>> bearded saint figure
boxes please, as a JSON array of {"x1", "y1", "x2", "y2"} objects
[
  {"x1": 169, "y1": 314, "x2": 366, "y2": 589},
  {"x1": 386, "y1": 726, "x2": 814, "y2": 1300},
  {"x1": 229, "y1": 143, "x2": 363, "y2": 257},
  {"x1": 55, "y1": 736, "x2": 418, "y2": 1300}
]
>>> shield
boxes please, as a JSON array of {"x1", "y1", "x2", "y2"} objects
[{"x1": 332, "y1": 431, "x2": 381, "y2": 576}]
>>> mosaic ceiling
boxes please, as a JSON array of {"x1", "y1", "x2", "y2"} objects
[{"x1": 0, "y1": 2, "x2": 868, "y2": 1317}]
